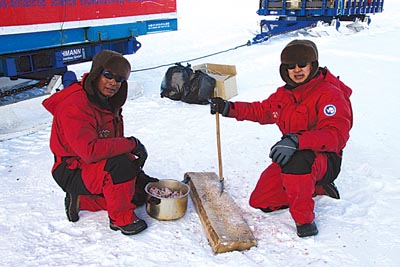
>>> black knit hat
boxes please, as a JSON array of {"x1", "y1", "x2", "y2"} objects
[{"x1": 279, "y1": 39, "x2": 319, "y2": 87}]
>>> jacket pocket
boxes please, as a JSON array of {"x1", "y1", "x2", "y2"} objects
[{"x1": 289, "y1": 104, "x2": 309, "y2": 133}]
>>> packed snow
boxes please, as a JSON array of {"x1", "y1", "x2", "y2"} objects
[{"x1": 1, "y1": 0, "x2": 399, "y2": 266}]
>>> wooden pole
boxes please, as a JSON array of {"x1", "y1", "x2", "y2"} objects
[{"x1": 215, "y1": 112, "x2": 224, "y2": 193}]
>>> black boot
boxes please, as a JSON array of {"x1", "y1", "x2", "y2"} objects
[
  {"x1": 260, "y1": 205, "x2": 289, "y2": 213},
  {"x1": 323, "y1": 182, "x2": 340, "y2": 199},
  {"x1": 110, "y1": 218, "x2": 147, "y2": 235},
  {"x1": 132, "y1": 170, "x2": 159, "y2": 206},
  {"x1": 296, "y1": 221, "x2": 318, "y2": 238},
  {"x1": 65, "y1": 193, "x2": 80, "y2": 222}
]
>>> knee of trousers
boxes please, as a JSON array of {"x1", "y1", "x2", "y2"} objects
[
  {"x1": 104, "y1": 154, "x2": 140, "y2": 184},
  {"x1": 52, "y1": 162, "x2": 90, "y2": 195},
  {"x1": 281, "y1": 150, "x2": 316, "y2": 175}
]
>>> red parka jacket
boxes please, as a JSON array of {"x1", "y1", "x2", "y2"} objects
[
  {"x1": 229, "y1": 67, "x2": 353, "y2": 154},
  {"x1": 42, "y1": 74, "x2": 136, "y2": 167}
]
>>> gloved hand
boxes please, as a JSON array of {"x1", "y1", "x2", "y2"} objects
[
  {"x1": 132, "y1": 170, "x2": 160, "y2": 206},
  {"x1": 130, "y1": 137, "x2": 148, "y2": 168},
  {"x1": 210, "y1": 97, "x2": 231, "y2": 116},
  {"x1": 269, "y1": 134, "x2": 299, "y2": 167},
  {"x1": 137, "y1": 170, "x2": 159, "y2": 185}
]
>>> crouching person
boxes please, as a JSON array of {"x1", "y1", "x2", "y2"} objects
[
  {"x1": 43, "y1": 50, "x2": 158, "y2": 235},
  {"x1": 210, "y1": 40, "x2": 353, "y2": 237}
]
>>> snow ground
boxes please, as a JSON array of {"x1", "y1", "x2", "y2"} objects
[{"x1": 0, "y1": 0, "x2": 399, "y2": 266}]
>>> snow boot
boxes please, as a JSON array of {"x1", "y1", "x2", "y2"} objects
[
  {"x1": 315, "y1": 182, "x2": 340, "y2": 199},
  {"x1": 65, "y1": 193, "x2": 80, "y2": 222},
  {"x1": 110, "y1": 218, "x2": 147, "y2": 235},
  {"x1": 260, "y1": 205, "x2": 289, "y2": 213},
  {"x1": 323, "y1": 182, "x2": 340, "y2": 199},
  {"x1": 296, "y1": 221, "x2": 318, "y2": 238}
]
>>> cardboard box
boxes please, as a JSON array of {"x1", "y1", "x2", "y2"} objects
[{"x1": 193, "y1": 63, "x2": 237, "y2": 100}]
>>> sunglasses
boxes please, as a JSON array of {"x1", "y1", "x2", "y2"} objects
[
  {"x1": 101, "y1": 70, "x2": 126, "y2": 83},
  {"x1": 286, "y1": 62, "x2": 308, "y2": 70}
]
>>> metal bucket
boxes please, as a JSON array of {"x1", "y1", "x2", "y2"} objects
[{"x1": 144, "y1": 178, "x2": 190, "y2": 221}]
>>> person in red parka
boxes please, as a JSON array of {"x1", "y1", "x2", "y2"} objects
[
  {"x1": 43, "y1": 50, "x2": 158, "y2": 235},
  {"x1": 210, "y1": 39, "x2": 353, "y2": 237}
]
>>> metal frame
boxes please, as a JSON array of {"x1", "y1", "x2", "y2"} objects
[
  {"x1": 0, "y1": 18, "x2": 177, "y2": 80},
  {"x1": 0, "y1": 0, "x2": 178, "y2": 80},
  {"x1": 253, "y1": 0, "x2": 384, "y2": 43}
]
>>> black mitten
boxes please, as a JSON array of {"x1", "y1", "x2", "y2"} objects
[
  {"x1": 130, "y1": 137, "x2": 148, "y2": 168},
  {"x1": 132, "y1": 170, "x2": 159, "y2": 206},
  {"x1": 210, "y1": 97, "x2": 231, "y2": 116}
]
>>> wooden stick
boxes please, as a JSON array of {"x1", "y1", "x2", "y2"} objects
[{"x1": 215, "y1": 112, "x2": 224, "y2": 193}]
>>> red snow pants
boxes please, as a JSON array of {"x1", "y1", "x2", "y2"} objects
[
  {"x1": 249, "y1": 151, "x2": 328, "y2": 224},
  {"x1": 79, "y1": 159, "x2": 138, "y2": 227}
]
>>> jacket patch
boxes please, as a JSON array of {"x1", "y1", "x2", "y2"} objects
[
  {"x1": 98, "y1": 129, "x2": 111, "y2": 138},
  {"x1": 324, "y1": 104, "x2": 336, "y2": 116}
]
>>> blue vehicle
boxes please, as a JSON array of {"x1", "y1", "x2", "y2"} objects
[
  {"x1": 0, "y1": 0, "x2": 178, "y2": 81},
  {"x1": 254, "y1": 0, "x2": 384, "y2": 43}
]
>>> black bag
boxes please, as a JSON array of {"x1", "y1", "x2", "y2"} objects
[
  {"x1": 160, "y1": 63, "x2": 216, "y2": 105},
  {"x1": 160, "y1": 63, "x2": 193, "y2": 101},
  {"x1": 181, "y1": 70, "x2": 216, "y2": 104}
]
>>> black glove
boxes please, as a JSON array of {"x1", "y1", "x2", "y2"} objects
[
  {"x1": 269, "y1": 134, "x2": 299, "y2": 167},
  {"x1": 132, "y1": 170, "x2": 159, "y2": 206},
  {"x1": 130, "y1": 137, "x2": 148, "y2": 168},
  {"x1": 210, "y1": 97, "x2": 231, "y2": 116}
]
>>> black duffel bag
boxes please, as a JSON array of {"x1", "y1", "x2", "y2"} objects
[
  {"x1": 160, "y1": 63, "x2": 193, "y2": 101},
  {"x1": 161, "y1": 63, "x2": 216, "y2": 105},
  {"x1": 181, "y1": 70, "x2": 216, "y2": 104}
]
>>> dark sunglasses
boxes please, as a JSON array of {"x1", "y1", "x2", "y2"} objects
[
  {"x1": 286, "y1": 62, "x2": 308, "y2": 70},
  {"x1": 101, "y1": 70, "x2": 126, "y2": 83}
]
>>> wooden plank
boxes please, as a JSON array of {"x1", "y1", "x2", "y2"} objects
[{"x1": 185, "y1": 172, "x2": 257, "y2": 253}]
